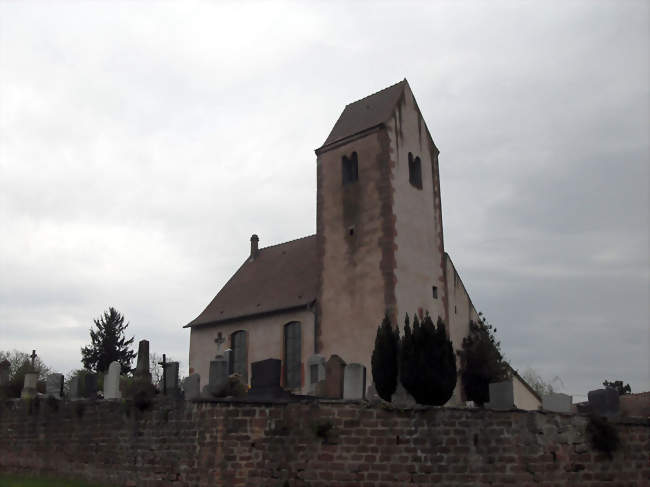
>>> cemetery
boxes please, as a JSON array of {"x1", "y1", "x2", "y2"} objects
[{"x1": 0, "y1": 341, "x2": 648, "y2": 486}]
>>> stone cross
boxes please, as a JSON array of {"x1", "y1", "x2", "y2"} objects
[
  {"x1": 214, "y1": 332, "x2": 226, "y2": 354},
  {"x1": 30, "y1": 349, "x2": 37, "y2": 370}
]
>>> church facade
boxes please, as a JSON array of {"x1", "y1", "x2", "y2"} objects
[{"x1": 185, "y1": 80, "x2": 538, "y2": 407}]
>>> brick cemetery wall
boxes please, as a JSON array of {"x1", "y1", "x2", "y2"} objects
[{"x1": 0, "y1": 398, "x2": 647, "y2": 486}]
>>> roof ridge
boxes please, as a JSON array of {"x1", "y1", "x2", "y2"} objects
[
  {"x1": 259, "y1": 233, "x2": 316, "y2": 251},
  {"x1": 344, "y1": 79, "x2": 407, "y2": 108}
]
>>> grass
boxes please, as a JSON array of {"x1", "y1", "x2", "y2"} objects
[{"x1": 0, "y1": 475, "x2": 104, "y2": 487}]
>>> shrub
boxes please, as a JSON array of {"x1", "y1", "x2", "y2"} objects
[
  {"x1": 459, "y1": 314, "x2": 509, "y2": 406},
  {"x1": 400, "y1": 313, "x2": 457, "y2": 406},
  {"x1": 371, "y1": 313, "x2": 400, "y2": 402}
]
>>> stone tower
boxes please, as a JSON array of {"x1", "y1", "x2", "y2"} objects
[{"x1": 315, "y1": 80, "x2": 448, "y2": 373}]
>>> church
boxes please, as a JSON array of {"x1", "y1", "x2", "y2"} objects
[{"x1": 184, "y1": 80, "x2": 539, "y2": 407}]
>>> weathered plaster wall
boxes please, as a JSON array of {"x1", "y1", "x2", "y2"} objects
[
  {"x1": 444, "y1": 254, "x2": 480, "y2": 405},
  {"x1": 188, "y1": 308, "x2": 315, "y2": 393},
  {"x1": 387, "y1": 85, "x2": 447, "y2": 329},
  {"x1": 316, "y1": 130, "x2": 393, "y2": 373},
  {"x1": 1, "y1": 399, "x2": 647, "y2": 487}
]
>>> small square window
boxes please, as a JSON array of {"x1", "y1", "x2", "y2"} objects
[{"x1": 432, "y1": 286, "x2": 438, "y2": 299}]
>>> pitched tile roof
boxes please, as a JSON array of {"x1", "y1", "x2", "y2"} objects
[
  {"x1": 319, "y1": 79, "x2": 408, "y2": 150},
  {"x1": 184, "y1": 235, "x2": 318, "y2": 327}
]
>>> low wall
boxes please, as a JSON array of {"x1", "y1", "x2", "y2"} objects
[{"x1": 0, "y1": 397, "x2": 647, "y2": 486}]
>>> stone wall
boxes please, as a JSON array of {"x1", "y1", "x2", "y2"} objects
[{"x1": 0, "y1": 398, "x2": 647, "y2": 486}]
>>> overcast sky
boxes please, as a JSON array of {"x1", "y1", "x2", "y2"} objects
[{"x1": 1, "y1": 1, "x2": 648, "y2": 399}]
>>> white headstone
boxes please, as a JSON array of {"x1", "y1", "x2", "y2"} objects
[
  {"x1": 487, "y1": 380, "x2": 515, "y2": 410},
  {"x1": 307, "y1": 354, "x2": 326, "y2": 394},
  {"x1": 542, "y1": 392, "x2": 572, "y2": 413},
  {"x1": 21, "y1": 372, "x2": 38, "y2": 398},
  {"x1": 182, "y1": 373, "x2": 201, "y2": 400},
  {"x1": 104, "y1": 361, "x2": 122, "y2": 400},
  {"x1": 46, "y1": 373, "x2": 64, "y2": 399},
  {"x1": 343, "y1": 363, "x2": 366, "y2": 400}
]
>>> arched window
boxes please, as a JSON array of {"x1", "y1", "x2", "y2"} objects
[
  {"x1": 342, "y1": 152, "x2": 359, "y2": 185},
  {"x1": 408, "y1": 152, "x2": 422, "y2": 189},
  {"x1": 284, "y1": 321, "x2": 302, "y2": 389},
  {"x1": 230, "y1": 330, "x2": 248, "y2": 382}
]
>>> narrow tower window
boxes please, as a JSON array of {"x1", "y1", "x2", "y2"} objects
[
  {"x1": 432, "y1": 286, "x2": 438, "y2": 299},
  {"x1": 230, "y1": 330, "x2": 248, "y2": 383},
  {"x1": 342, "y1": 152, "x2": 359, "y2": 185},
  {"x1": 408, "y1": 152, "x2": 422, "y2": 189}
]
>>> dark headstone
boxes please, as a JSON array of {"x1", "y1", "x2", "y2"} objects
[
  {"x1": 83, "y1": 373, "x2": 98, "y2": 398},
  {"x1": 588, "y1": 388, "x2": 620, "y2": 417},
  {"x1": 135, "y1": 340, "x2": 150, "y2": 379},
  {"x1": 487, "y1": 380, "x2": 515, "y2": 410},
  {"x1": 323, "y1": 355, "x2": 346, "y2": 399},
  {"x1": 182, "y1": 373, "x2": 201, "y2": 400},
  {"x1": 70, "y1": 376, "x2": 81, "y2": 399},
  {"x1": 208, "y1": 358, "x2": 230, "y2": 396},
  {"x1": 46, "y1": 373, "x2": 64, "y2": 399},
  {"x1": 249, "y1": 358, "x2": 291, "y2": 399},
  {"x1": 164, "y1": 362, "x2": 179, "y2": 392}
]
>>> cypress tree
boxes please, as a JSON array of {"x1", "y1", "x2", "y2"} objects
[
  {"x1": 400, "y1": 313, "x2": 457, "y2": 406},
  {"x1": 371, "y1": 313, "x2": 399, "y2": 401},
  {"x1": 81, "y1": 307, "x2": 136, "y2": 374}
]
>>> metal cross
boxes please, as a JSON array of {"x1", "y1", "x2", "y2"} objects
[
  {"x1": 30, "y1": 350, "x2": 37, "y2": 369},
  {"x1": 157, "y1": 353, "x2": 167, "y2": 395}
]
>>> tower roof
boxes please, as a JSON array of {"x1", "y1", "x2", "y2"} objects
[{"x1": 318, "y1": 79, "x2": 408, "y2": 151}]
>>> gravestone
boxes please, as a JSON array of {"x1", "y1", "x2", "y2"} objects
[
  {"x1": 208, "y1": 357, "x2": 230, "y2": 396},
  {"x1": 164, "y1": 362, "x2": 180, "y2": 393},
  {"x1": 135, "y1": 340, "x2": 150, "y2": 379},
  {"x1": 84, "y1": 373, "x2": 98, "y2": 398},
  {"x1": 46, "y1": 373, "x2": 64, "y2": 399},
  {"x1": 542, "y1": 392, "x2": 572, "y2": 413},
  {"x1": 343, "y1": 363, "x2": 366, "y2": 400},
  {"x1": 70, "y1": 376, "x2": 81, "y2": 399},
  {"x1": 307, "y1": 354, "x2": 326, "y2": 394},
  {"x1": 222, "y1": 349, "x2": 233, "y2": 374},
  {"x1": 391, "y1": 382, "x2": 417, "y2": 407},
  {"x1": 487, "y1": 380, "x2": 515, "y2": 410},
  {"x1": 182, "y1": 373, "x2": 201, "y2": 400},
  {"x1": 588, "y1": 388, "x2": 620, "y2": 417},
  {"x1": 0, "y1": 359, "x2": 10, "y2": 387},
  {"x1": 104, "y1": 361, "x2": 121, "y2": 400},
  {"x1": 248, "y1": 358, "x2": 290, "y2": 399},
  {"x1": 323, "y1": 355, "x2": 346, "y2": 399},
  {"x1": 21, "y1": 372, "x2": 38, "y2": 399}
]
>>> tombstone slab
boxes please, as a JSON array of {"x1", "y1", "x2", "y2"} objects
[
  {"x1": 343, "y1": 363, "x2": 366, "y2": 400},
  {"x1": 323, "y1": 355, "x2": 346, "y2": 399},
  {"x1": 588, "y1": 388, "x2": 620, "y2": 417},
  {"x1": 21, "y1": 372, "x2": 38, "y2": 399},
  {"x1": 70, "y1": 376, "x2": 81, "y2": 399},
  {"x1": 249, "y1": 358, "x2": 291, "y2": 399},
  {"x1": 135, "y1": 340, "x2": 150, "y2": 379},
  {"x1": 182, "y1": 373, "x2": 201, "y2": 400},
  {"x1": 307, "y1": 354, "x2": 326, "y2": 395},
  {"x1": 208, "y1": 357, "x2": 230, "y2": 396},
  {"x1": 164, "y1": 362, "x2": 179, "y2": 393},
  {"x1": 542, "y1": 393, "x2": 572, "y2": 413},
  {"x1": 46, "y1": 373, "x2": 64, "y2": 399},
  {"x1": 104, "y1": 361, "x2": 121, "y2": 400},
  {"x1": 487, "y1": 380, "x2": 515, "y2": 410},
  {"x1": 84, "y1": 373, "x2": 98, "y2": 398}
]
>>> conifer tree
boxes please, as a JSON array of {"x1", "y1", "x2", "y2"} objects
[
  {"x1": 81, "y1": 307, "x2": 136, "y2": 374},
  {"x1": 459, "y1": 314, "x2": 509, "y2": 406},
  {"x1": 400, "y1": 313, "x2": 457, "y2": 406},
  {"x1": 371, "y1": 313, "x2": 399, "y2": 401}
]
